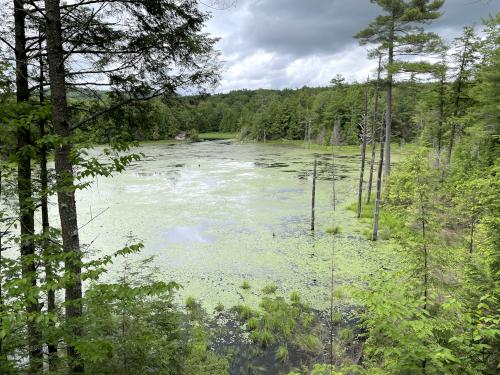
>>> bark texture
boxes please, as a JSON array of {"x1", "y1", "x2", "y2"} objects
[
  {"x1": 372, "y1": 115, "x2": 386, "y2": 241},
  {"x1": 44, "y1": 0, "x2": 84, "y2": 371},
  {"x1": 14, "y1": 0, "x2": 43, "y2": 371}
]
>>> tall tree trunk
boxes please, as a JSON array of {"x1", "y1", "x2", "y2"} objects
[
  {"x1": 332, "y1": 115, "x2": 341, "y2": 145},
  {"x1": 422, "y1": 217, "x2": 428, "y2": 311},
  {"x1": 14, "y1": 0, "x2": 43, "y2": 371},
  {"x1": 331, "y1": 150, "x2": 336, "y2": 212},
  {"x1": 447, "y1": 43, "x2": 468, "y2": 164},
  {"x1": 469, "y1": 220, "x2": 475, "y2": 254},
  {"x1": 372, "y1": 114, "x2": 386, "y2": 241},
  {"x1": 367, "y1": 54, "x2": 381, "y2": 204},
  {"x1": 437, "y1": 71, "x2": 445, "y2": 156},
  {"x1": 357, "y1": 84, "x2": 369, "y2": 218},
  {"x1": 44, "y1": 0, "x2": 84, "y2": 371},
  {"x1": 311, "y1": 159, "x2": 317, "y2": 231},
  {"x1": 385, "y1": 16, "x2": 394, "y2": 177},
  {"x1": 304, "y1": 110, "x2": 311, "y2": 149},
  {"x1": 38, "y1": 33, "x2": 58, "y2": 366}
]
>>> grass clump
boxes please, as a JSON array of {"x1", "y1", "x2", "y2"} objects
[
  {"x1": 290, "y1": 291, "x2": 301, "y2": 306},
  {"x1": 297, "y1": 334, "x2": 322, "y2": 353},
  {"x1": 262, "y1": 283, "x2": 278, "y2": 294},
  {"x1": 250, "y1": 329, "x2": 275, "y2": 348},
  {"x1": 339, "y1": 327, "x2": 353, "y2": 341},
  {"x1": 331, "y1": 311, "x2": 342, "y2": 325},
  {"x1": 347, "y1": 199, "x2": 408, "y2": 240},
  {"x1": 185, "y1": 296, "x2": 197, "y2": 310},
  {"x1": 275, "y1": 345, "x2": 289, "y2": 363},
  {"x1": 241, "y1": 280, "x2": 251, "y2": 290},
  {"x1": 301, "y1": 312, "x2": 315, "y2": 329},
  {"x1": 240, "y1": 291, "x2": 325, "y2": 365},
  {"x1": 214, "y1": 303, "x2": 224, "y2": 312},
  {"x1": 326, "y1": 225, "x2": 343, "y2": 235},
  {"x1": 232, "y1": 304, "x2": 255, "y2": 320},
  {"x1": 246, "y1": 317, "x2": 259, "y2": 331},
  {"x1": 259, "y1": 329, "x2": 275, "y2": 348}
]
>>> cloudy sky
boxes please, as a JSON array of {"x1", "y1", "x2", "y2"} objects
[{"x1": 202, "y1": 0, "x2": 499, "y2": 93}]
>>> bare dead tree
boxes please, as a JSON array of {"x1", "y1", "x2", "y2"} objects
[
  {"x1": 357, "y1": 80, "x2": 370, "y2": 218},
  {"x1": 366, "y1": 53, "x2": 382, "y2": 204},
  {"x1": 311, "y1": 158, "x2": 317, "y2": 231},
  {"x1": 372, "y1": 113, "x2": 386, "y2": 241},
  {"x1": 332, "y1": 150, "x2": 337, "y2": 212}
]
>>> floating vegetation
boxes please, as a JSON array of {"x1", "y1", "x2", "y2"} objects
[{"x1": 69, "y1": 141, "x2": 405, "y2": 314}]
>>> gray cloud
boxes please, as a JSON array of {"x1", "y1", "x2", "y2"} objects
[
  {"x1": 240, "y1": 0, "x2": 378, "y2": 57},
  {"x1": 204, "y1": 0, "x2": 499, "y2": 92}
]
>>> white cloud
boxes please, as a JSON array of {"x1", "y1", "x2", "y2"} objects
[{"x1": 202, "y1": 0, "x2": 499, "y2": 93}]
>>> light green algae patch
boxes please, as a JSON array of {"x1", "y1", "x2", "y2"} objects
[{"x1": 50, "y1": 141, "x2": 408, "y2": 311}]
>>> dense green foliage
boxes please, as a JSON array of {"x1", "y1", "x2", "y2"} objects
[
  {"x1": 85, "y1": 81, "x2": 450, "y2": 145},
  {"x1": 283, "y1": 14, "x2": 499, "y2": 375},
  {"x1": 337, "y1": 16, "x2": 499, "y2": 375}
]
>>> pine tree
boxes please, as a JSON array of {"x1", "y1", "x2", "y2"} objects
[
  {"x1": 355, "y1": 0, "x2": 444, "y2": 175},
  {"x1": 447, "y1": 26, "x2": 482, "y2": 164},
  {"x1": 13, "y1": 0, "x2": 43, "y2": 370}
]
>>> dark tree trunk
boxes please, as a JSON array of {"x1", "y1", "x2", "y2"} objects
[
  {"x1": 469, "y1": 220, "x2": 475, "y2": 254},
  {"x1": 44, "y1": 0, "x2": 84, "y2": 371},
  {"x1": 357, "y1": 84, "x2": 369, "y2": 218},
  {"x1": 385, "y1": 16, "x2": 394, "y2": 177},
  {"x1": 38, "y1": 33, "x2": 58, "y2": 366},
  {"x1": 367, "y1": 54, "x2": 381, "y2": 204},
  {"x1": 332, "y1": 151, "x2": 336, "y2": 212},
  {"x1": 447, "y1": 43, "x2": 468, "y2": 164},
  {"x1": 372, "y1": 114, "x2": 386, "y2": 241},
  {"x1": 422, "y1": 219, "x2": 428, "y2": 311},
  {"x1": 332, "y1": 115, "x2": 342, "y2": 145},
  {"x1": 437, "y1": 73, "x2": 445, "y2": 156},
  {"x1": 14, "y1": 0, "x2": 43, "y2": 371}
]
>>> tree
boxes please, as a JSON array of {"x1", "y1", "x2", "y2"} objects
[
  {"x1": 42, "y1": 0, "x2": 220, "y2": 370},
  {"x1": 372, "y1": 112, "x2": 385, "y2": 241},
  {"x1": 366, "y1": 52, "x2": 383, "y2": 204},
  {"x1": 357, "y1": 81, "x2": 370, "y2": 218},
  {"x1": 355, "y1": 0, "x2": 444, "y2": 176},
  {"x1": 13, "y1": 0, "x2": 43, "y2": 370},
  {"x1": 445, "y1": 26, "x2": 481, "y2": 165}
]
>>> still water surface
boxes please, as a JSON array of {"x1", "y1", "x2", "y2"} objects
[{"x1": 52, "y1": 140, "x2": 384, "y2": 310}]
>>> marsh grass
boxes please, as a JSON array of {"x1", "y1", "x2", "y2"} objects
[
  {"x1": 347, "y1": 200, "x2": 407, "y2": 240},
  {"x1": 326, "y1": 225, "x2": 343, "y2": 235},
  {"x1": 233, "y1": 291, "x2": 326, "y2": 369},
  {"x1": 262, "y1": 283, "x2": 278, "y2": 294}
]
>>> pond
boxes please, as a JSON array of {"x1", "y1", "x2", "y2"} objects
[{"x1": 52, "y1": 140, "x2": 389, "y2": 311}]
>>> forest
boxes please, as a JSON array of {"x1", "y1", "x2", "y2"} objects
[{"x1": 0, "y1": 0, "x2": 499, "y2": 374}]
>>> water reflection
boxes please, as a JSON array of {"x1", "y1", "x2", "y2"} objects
[{"x1": 162, "y1": 223, "x2": 217, "y2": 244}]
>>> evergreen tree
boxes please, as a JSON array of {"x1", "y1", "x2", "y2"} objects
[{"x1": 355, "y1": 0, "x2": 444, "y2": 175}]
